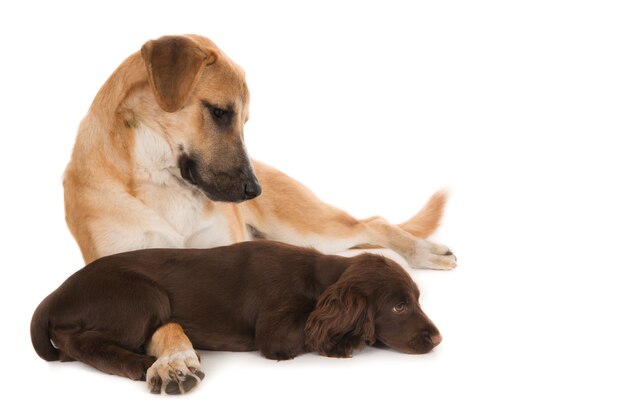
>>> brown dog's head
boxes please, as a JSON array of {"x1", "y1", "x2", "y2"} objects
[
  {"x1": 304, "y1": 255, "x2": 441, "y2": 357},
  {"x1": 140, "y1": 35, "x2": 261, "y2": 202}
]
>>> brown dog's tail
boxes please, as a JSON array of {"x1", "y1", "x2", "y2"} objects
[
  {"x1": 30, "y1": 296, "x2": 59, "y2": 361},
  {"x1": 398, "y1": 190, "x2": 448, "y2": 239}
]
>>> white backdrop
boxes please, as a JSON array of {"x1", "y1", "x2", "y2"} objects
[{"x1": 1, "y1": 1, "x2": 625, "y2": 415}]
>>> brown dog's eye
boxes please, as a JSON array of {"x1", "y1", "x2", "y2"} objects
[{"x1": 392, "y1": 302, "x2": 408, "y2": 314}]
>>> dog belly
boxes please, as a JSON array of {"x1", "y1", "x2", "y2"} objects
[
  {"x1": 191, "y1": 335, "x2": 256, "y2": 352},
  {"x1": 185, "y1": 329, "x2": 256, "y2": 352}
]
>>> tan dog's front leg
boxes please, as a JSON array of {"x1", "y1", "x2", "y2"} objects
[{"x1": 146, "y1": 323, "x2": 204, "y2": 395}]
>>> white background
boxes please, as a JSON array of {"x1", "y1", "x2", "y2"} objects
[{"x1": 1, "y1": 0, "x2": 625, "y2": 415}]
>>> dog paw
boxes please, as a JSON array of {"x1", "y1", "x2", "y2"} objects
[
  {"x1": 146, "y1": 349, "x2": 204, "y2": 395},
  {"x1": 262, "y1": 349, "x2": 298, "y2": 361},
  {"x1": 409, "y1": 241, "x2": 457, "y2": 270}
]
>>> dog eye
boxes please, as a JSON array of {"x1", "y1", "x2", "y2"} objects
[
  {"x1": 201, "y1": 101, "x2": 230, "y2": 121},
  {"x1": 212, "y1": 108, "x2": 226, "y2": 119},
  {"x1": 392, "y1": 302, "x2": 408, "y2": 314}
]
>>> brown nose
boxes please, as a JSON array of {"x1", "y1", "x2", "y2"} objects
[{"x1": 431, "y1": 333, "x2": 442, "y2": 347}]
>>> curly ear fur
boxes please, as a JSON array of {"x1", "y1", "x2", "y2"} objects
[{"x1": 304, "y1": 280, "x2": 375, "y2": 358}]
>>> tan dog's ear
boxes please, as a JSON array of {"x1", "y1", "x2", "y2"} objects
[
  {"x1": 304, "y1": 279, "x2": 375, "y2": 358},
  {"x1": 141, "y1": 36, "x2": 216, "y2": 112}
]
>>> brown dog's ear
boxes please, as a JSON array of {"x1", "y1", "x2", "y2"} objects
[
  {"x1": 141, "y1": 36, "x2": 216, "y2": 112},
  {"x1": 304, "y1": 280, "x2": 375, "y2": 358}
]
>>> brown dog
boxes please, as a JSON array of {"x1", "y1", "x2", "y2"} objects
[
  {"x1": 31, "y1": 241, "x2": 441, "y2": 394},
  {"x1": 62, "y1": 34, "x2": 454, "y2": 392}
]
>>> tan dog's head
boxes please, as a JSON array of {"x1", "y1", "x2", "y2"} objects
[{"x1": 140, "y1": 35, "x2": 261, "y2": 202}]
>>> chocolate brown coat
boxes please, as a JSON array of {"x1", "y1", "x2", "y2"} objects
[{"x1": 31, "y1": 241, "x2": 441, "y2": 381}]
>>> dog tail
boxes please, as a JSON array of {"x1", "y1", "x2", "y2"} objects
[
  {"x1": 398, "y1": 190, "x2": 448, "y2": 239},
  {"x1": 30, "y1": 296, "x2": 59, "y2": 361}
]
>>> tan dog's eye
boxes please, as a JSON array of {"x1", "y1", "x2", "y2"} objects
[
  {"x1": 212, "y1": 108, "x2": 226, "y2": 119},
  {"x1": 201, "y1": 101, "x2": 230, "y2": 122},
  {"x1": 392, "y1": 302, "x2": 408, "y2": 314}
]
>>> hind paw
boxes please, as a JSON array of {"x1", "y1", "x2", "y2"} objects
[{"x1": 409, "y1": 241, "x2": 457, "y2": 270}]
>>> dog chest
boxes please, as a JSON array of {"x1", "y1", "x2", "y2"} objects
[{"x1": 131, "y1": 126, "x2": 239, "y2": 248}]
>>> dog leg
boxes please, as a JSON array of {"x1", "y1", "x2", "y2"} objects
[
  {"x1": 360, "y1": 216, "x2": 457, "y2": 270},
  {"x1": 65, "y1": 182, "x2": 187, "y2": 263},
  {"x1": 145, "y1": 323, "x2": 203, "y2": 395},
  {"x1": 243, "y1": 161, "x2": 455, "y2": 269},
  {"x1": 52, "y1": 329, "x2": 155, "y2": 380},
  {"x1": 255, "y1": 298, "x2": 314, "y2": 360}
]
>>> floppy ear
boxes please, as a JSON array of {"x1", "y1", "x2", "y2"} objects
[
  {"x1": 304, "y1": 280, "x2": 375, "y2": 358},
  {"x1": 141, "y1": 35, "x2": 216, "y2": 112}
]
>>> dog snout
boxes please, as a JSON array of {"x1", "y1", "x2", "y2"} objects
[
  {"x1": 243, "y1": 178, "x2": 262, "y2": 200},
  {"x1": 420, "y1": 328, "x2": 442, "y2": 348}
]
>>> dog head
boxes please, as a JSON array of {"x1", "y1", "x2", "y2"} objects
[
  {"x1": 304, "y1": 255, "x2": 441, "y2": 357},
  {"x1": 140, "y1": 35, "x2": 261, "y2": 202}
]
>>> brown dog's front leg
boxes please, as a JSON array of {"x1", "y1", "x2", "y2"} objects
[{"x1": 145, "y1": 323, "x2": 204, "y2": 395}]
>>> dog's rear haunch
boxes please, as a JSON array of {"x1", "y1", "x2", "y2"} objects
[{"x1": 31, "y1": 241, "x2": 441, "y2": 394}]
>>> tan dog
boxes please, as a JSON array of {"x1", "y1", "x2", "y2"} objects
[{"x1": 63, "y1": 34, "x2": 456, "y2": 393}]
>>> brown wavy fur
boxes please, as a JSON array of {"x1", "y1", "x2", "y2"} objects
[{"x1": 304, "y1": 274, "x2": 376, "y2": 358}]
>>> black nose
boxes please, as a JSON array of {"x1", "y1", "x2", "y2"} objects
[{"x1": 243, "y1": 179, "x2": 262, "y2": 200}]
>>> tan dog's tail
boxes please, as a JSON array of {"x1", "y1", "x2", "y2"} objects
[
  {"x1": 31, "y1": 296, "x2": 59, "y2": 361},
  {"x1": 398, "y1": 190, "x2": 448, "y2": 239}
]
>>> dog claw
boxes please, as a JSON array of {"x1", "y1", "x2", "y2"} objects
[
  {"x1": 182, "y1": 376, "x2": 198, "y2": 392},
  {"x1": 165, "y1": 380, "x2": 182, "y2": 395},
  {"x1": 149, "y1": 376, "x2": 162, "y2": 394}
]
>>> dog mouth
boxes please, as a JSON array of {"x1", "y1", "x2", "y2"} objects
[
  {"x1": 377, "y1": 334, "x2": 439, "y2": 355},
  {"x1": 178, "y1": 153, "x2": 262, "y2": 203},
  {"x1": 407, "y1": 340, "x2": 436, "y2": 354},
  {"x1": 180, "y1": 155, "x2": 199, "y2": 186},
  {"x1": 406, "y1": 332, "x2": 441, "y2": 354}
]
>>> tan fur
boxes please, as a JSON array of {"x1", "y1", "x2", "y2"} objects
[
  {"x1": 146, "y1": 323, "x2": 194, "y2": 357},
  {"x1": 145, "y1": 323, "x2": 201, "y2": 394},
  {"x1": 400, "y1": 191, "x2": 448, "y2": 238},
  {"x1": 63, "y1": 35, "x2": 455, "y2": 392}
]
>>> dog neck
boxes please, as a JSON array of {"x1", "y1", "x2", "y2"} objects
[
  {"x1": 90, "y1": 52, "x2": 149, "y2": 123},
  {"x1": 68, "y1": 53, "x2": 152, "y2": 180},
  {"x1": 313, "y1": 254, "x2": 353, "y2": 293},
  {"x1": 71, "y1": 51, "x2": 187, "y2": 187}
]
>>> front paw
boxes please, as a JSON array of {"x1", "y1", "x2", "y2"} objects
[
  {"x1": 409, "y1": 241, "x2": 457, "y2": 270},
  {"x1": 146, "y1": 349, "x2": 204, "y2": 395}
]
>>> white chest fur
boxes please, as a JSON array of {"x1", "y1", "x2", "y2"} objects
[{"x1": 132, "y1": 126, "x2": 235, "y2": 248}]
